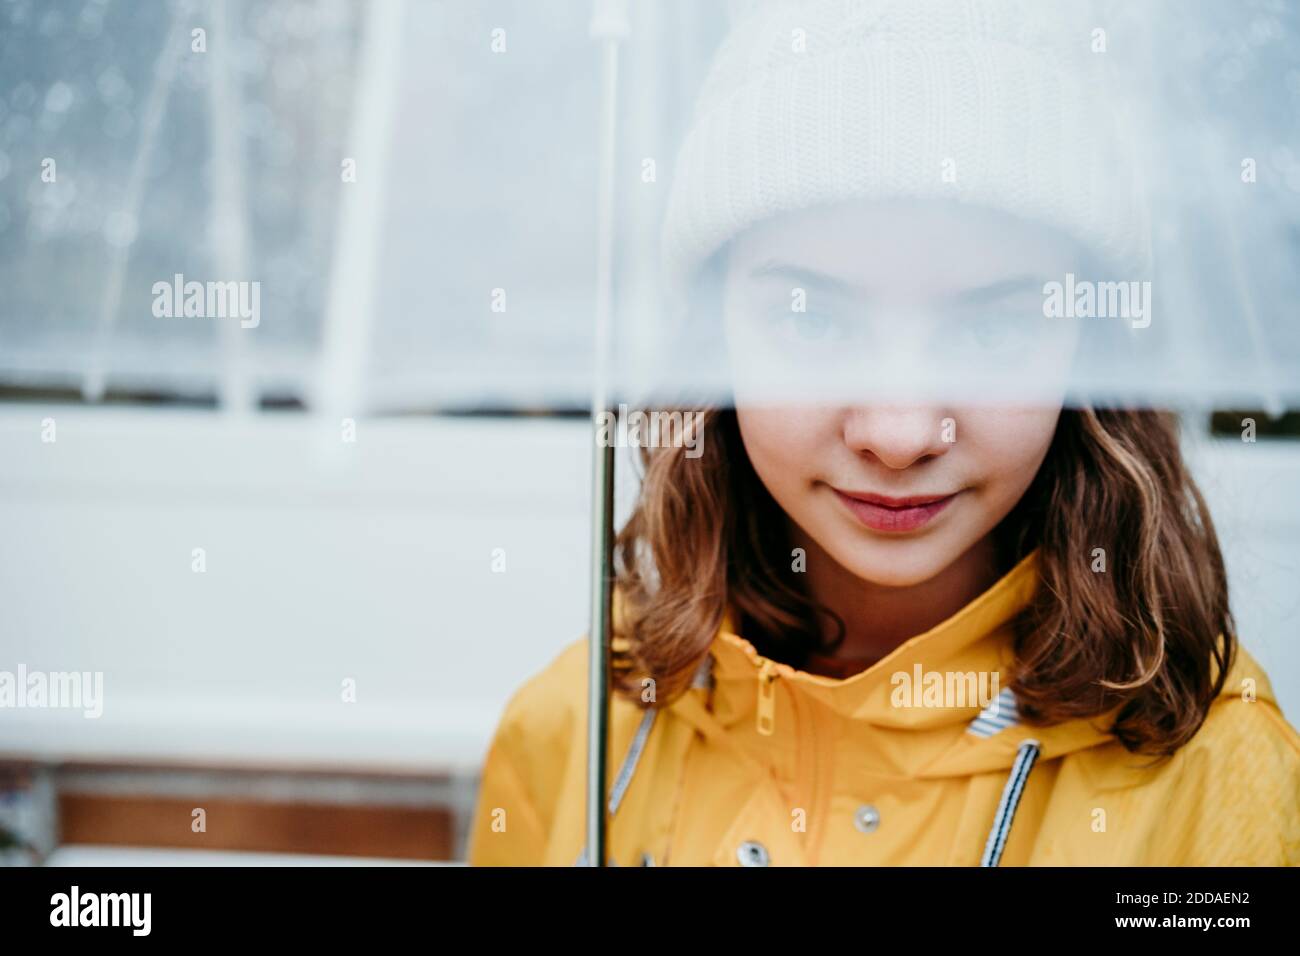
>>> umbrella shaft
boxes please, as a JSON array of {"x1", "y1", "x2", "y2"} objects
[{"x1": 586, "y1": 426, "x2": 616, "y2": 865}]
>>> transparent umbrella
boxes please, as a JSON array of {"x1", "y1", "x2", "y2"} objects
[
  {"x1": 0, "y1": 0, "x2": 1296, "y2": 866},
  {"x1": 562, "y1": 0, "x2": 1300, "y2": 866}
]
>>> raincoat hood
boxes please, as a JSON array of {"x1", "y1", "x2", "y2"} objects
[{"x1": 469, "y1": 548, "x2": 1300, "y2": 866}]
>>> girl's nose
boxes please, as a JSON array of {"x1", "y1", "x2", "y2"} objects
[{"x1": 841, "y1": 406, "x2": 951, "y2": 470}]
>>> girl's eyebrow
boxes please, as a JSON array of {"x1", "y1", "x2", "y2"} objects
[
  {"x1": 746, "y1": 263, "x2": 1046, "y2": 306},
  {"x1": 748, "y1": 260, "x2": 859, "y2": 297},
  {"x1": 951, "y1": 275, "x2": 1044, "y2": 306}
]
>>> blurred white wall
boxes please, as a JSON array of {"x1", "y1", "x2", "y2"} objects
[
  {"x1": 0, "y1": 407, "x2": 1295, "y2": 774},
  {"x1": 0, "y1": 407, "x2": 594, "y2": 773}
]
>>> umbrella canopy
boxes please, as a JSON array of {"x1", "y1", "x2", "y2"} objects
[{"x1": 1, "y1": 0, "x2": 1295, "y2": 411}]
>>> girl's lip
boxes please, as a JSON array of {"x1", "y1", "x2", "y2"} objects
[{"x1": 830, "y1": 487, "x2": 959, "y2": 533}]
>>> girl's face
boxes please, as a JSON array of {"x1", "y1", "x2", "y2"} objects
[{"x1": 723, "y1": 200, "x2": 1082, "y2": 587}]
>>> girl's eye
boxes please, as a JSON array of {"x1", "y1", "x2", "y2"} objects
[
  {"x1": 770, "y1": 310, "x2": 846, "y2": 345},
  {"x1": 961, "y1": 313, "x2": 1034, "y2": 354}
]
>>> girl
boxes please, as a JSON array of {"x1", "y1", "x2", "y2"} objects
[{"x1": 468, "y1": 0, "x2": 1300, "y2": 865}]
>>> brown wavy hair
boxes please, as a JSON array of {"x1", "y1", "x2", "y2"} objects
[{"x1": 612, "y1": 405, "x2": 1236, "y2": 758}]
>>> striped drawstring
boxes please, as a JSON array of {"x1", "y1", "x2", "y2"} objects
[
  {"x1": 576, "y1": 656, "x2": 714, "y2": 866},
  {"x1": 979, "y1": 738, "x2": 1042, "y2": 867},
  {"x1": 574, "y1": 707, "x2": 659, "y2": 867},
  {"x1": 580, "y1": 666, "x2": 1041, "y2": 867}
]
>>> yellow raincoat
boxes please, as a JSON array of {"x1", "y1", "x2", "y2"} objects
[{"x1": 468, "y1": 551, "x2": 1300, "y2": 865}]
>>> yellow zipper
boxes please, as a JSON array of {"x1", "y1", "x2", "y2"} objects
[{"x1": 756, "y1": 658, "x2": 778, "y2": 736}]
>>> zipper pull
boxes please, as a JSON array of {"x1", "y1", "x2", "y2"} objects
[{"x1": 756, "y1": 659, "x2": 778, "y2": 736}]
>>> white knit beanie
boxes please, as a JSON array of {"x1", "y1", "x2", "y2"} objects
[{"x1": 660, "y1": 0, "x2": 1147, "y2": 309}]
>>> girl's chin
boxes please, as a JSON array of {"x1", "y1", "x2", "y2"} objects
[{"x1": 832, "y1": 538, "x2": 968, "y2": 589}]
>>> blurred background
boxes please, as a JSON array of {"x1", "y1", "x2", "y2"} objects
[{"x1": 0, "y1": 0, "x2": 1298, "y2": 864}]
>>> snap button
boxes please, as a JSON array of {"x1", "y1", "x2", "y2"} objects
[
  {"x1": 736, "y1": 840, "x2": 770, "y2": 867},
  {"x1": 853, "y1": 804, "x2": 881, "y2": 834}
]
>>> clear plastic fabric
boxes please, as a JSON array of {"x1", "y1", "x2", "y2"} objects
[{"x1": 0, "y1": 0, "x2": 1296, "y2": 411}]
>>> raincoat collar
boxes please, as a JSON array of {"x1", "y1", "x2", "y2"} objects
[
  {"x1": 711, "y1": 549, "x2": 1039, "y2": 720},
  {"x1": 695, "y1": 548, "x2": 1119, "y2": 775}
]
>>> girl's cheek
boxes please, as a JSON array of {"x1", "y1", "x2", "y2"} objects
[
  {"x1": 998, "y1": 411, "x2": 1060, "y2": 476},
  {"x1": 738, "y1": 407, "x2": 821, "y2": 467},
  {"x1": 957, "y1": 408, "x2": 1059, "y2": 481}
]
